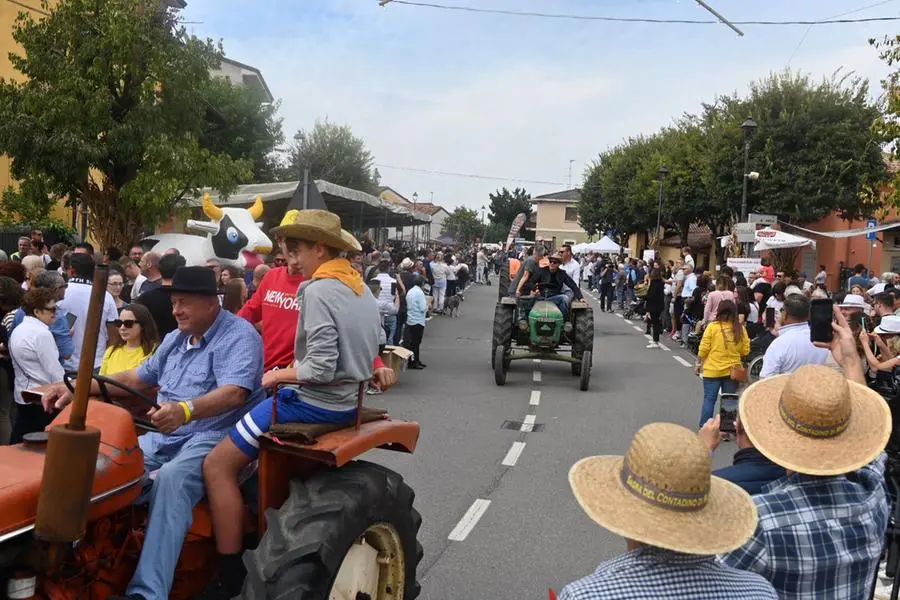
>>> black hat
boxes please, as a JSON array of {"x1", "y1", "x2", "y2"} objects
[{"x1": 168, "y1": 266, "x2": 218, "y2": 296}]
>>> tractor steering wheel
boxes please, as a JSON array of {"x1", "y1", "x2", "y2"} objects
[{"x1": 63, "y1": 372, "x2": 160, "y2": 430}]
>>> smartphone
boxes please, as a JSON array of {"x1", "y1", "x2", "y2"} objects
[
  {"x1": 719, "y1": 393, "x2": 739, "y2": 434},
  {"x1": 21, "y1": 390, "x2": 43, "y2": 405},
  {"x1": 65, "y1": 312, "x2": 77, "y2": 329},
  {"x1": 809, "y1": 298, "x2": 835, "y2": 344},
  {"x1": 765, "y1": 307, "x2": 775, "y2": 329}
]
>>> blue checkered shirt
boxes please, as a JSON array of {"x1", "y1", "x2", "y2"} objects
[
  {"x1": 137, "y1": 308, "x2": 264, "y2": 451},
  {"x1": 559, "y1": 546, "x2": 777, "y2": 599},
  {"x1": 721, "y1": 453, "x2": 889, "y2": 600}
]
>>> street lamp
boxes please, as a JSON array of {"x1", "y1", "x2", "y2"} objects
[
  {"x1": 740, "y1": 117, "x2": 757, "y2": 223},
  {"x1": 412, "y1": 192, "x2": 418, "y2": 247},
  {"x1": 655, "y1": 166, "x2": 669, "y2": 245},
  {"x1": 481, "y1": 205, "x2": 486, "y2": 244}
]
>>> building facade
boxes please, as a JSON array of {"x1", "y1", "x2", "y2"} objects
[
  {"x1": 531, "y1": 188, "x2": 588, "y2": 250},
  {"x1": 378, "y1": 187, "x2": 448, "y2": 243}
]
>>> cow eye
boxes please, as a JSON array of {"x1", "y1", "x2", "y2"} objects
[{"x1": 227, "y1": 227, "x2": 239, "y2": 243}]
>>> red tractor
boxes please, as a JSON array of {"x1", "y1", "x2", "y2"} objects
[{"x1": 0, "y1": 270, "x2": 422, "y2": 599}]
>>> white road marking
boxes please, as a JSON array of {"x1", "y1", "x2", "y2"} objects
[
  {"x1": 632, "y1": 326, "x2": 643, "y2": 332},
  {"x1": 624, "y1": 319, "x2": 633, "y2": 325},
  {"x1": 644, "y1": 335, "x2": 653, "y2": 341},
  {"x1": 673, "y1": 356, "x2": 693, "y2": 368},
  {"x1": 501, "y1": 441, "x2": 527, "y2": 466},
  {"x1": 533, "y1": 371, "x2": 541, "y2": 382},
  {"x1": 529, "y1": 390, "x2": 541, "y2": 406},
  {"x1": 660, "y1": 344, "x2": 671, "y2": 352},
  {"x1": 521, "y1": 414, "x2": 537, "y2": 432},
  {"x1": 615, "y1": 313, "x2": 624, "y2": 318},
  {"x1": 448, "y1": 499, "x2": 491, "y2": 541},
  {"x1": 533, "y1": 359, "x2": 541, "y2": 365}
]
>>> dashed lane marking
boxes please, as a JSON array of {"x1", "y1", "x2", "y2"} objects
[
  {"x1": 533, "y1": 359, "x2": 541, "y2": 365},
  {"x1": 533, "y1": 371, "x2": 541, "y2": 383},
  {"x1": 644, "y1": 335, "x2": 653, "y2": 341},
  {"x1": 615, "y1": 313, "x2": 624, "y2": 318},
  {"x1": 521, "y1": 414, "x2": 536, "y2": 432},
  {"x1": 632, "y1": 326, "x2": 643, "y2": 332},
  {"x1": 448, "y1": 499, "x2": 491, "y2": 541},
  {"x1": 501, "y1": 441, "x2": 527, "y2": 467},
  {"x1": 624, "y1": 319, "x2": 633, "y2": 325},
  {"x1": 673, "y1": 356, "x2": 693, "y2": 368},
  {"x1": 661, "y1": 344, "x2": 671, "y2": 352},
  {"x1": 529, "y1": 390, "x2": 541, "y2": 406}
]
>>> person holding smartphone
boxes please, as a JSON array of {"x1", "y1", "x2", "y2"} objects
[
  {"x1": 696, "y1": 300, "x2": 749, "y2": 427},
  {"x1": 759, "y1": 295, "x2": 830, "y2": 378}
]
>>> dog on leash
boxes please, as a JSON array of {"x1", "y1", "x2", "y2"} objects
[{"x1": 445, "y1": 293, "x2": 463, "y2": 317}]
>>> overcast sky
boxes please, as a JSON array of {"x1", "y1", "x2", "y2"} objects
[{"x1": 184, "y1": 0, "x2": 898, "y2": 213}]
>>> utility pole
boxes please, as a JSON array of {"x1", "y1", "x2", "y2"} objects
[
  {"x1": 568, "y1": 159, "x2": 575, "y2": 189},
  {"x1": 694, "y1": 0, "x2": 744, "y2": 36},
  {"x1": 378, "y1": 0, "x2": 394, "y2": 6}
]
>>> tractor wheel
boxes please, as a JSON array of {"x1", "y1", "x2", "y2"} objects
[
  {"x1": 579, "y1": 351, "x2": 592, "y2": 391},
  {"x1": 494, "y1": 345, "x2": 508, "y2": 386},
  {"x1": 491, "y1": 303, "x2": 514, "y2": 368},
  {"x1": 571, "y1": 308, "x2": 594, "y2": 376},
  {"x1": 241, "y1": 461, "x2": 422, "y2": 600}
]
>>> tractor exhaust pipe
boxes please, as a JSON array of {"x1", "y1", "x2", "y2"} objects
[{"x1": 34, "y1": 265, "x2": 108, "y2": 543}]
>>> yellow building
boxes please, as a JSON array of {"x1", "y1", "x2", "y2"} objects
[{"x1": 530, "y1": 188, "x2": 588, "y2": 250}]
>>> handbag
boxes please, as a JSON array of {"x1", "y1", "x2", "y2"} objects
[{"x1": 730, "y1": 363, "x2": 749, "y2": 383}]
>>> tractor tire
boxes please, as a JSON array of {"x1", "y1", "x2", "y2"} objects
[
  {"x1": 241, "y1": 461, "x2": 423, "y2": 600},
  {"x1": 571, "y1": 308, "x2": 594, "y2": 376},
  {"x1": 494, "y1": 345, "x2": 508, "y2": 386},
  {"x1": 579, "y1": 351, "x2": 592, "y2": 391},
  {"x1": 491, "y1": 303, "x2": 515, "y2": 368}
]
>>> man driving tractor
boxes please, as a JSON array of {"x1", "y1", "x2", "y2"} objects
[
  {"x1": 38, "y1": 266, "x2": 265, "y2": 600},
  {"x1": 201, "y1": 208, "x2": 384, "y2": 598},
  {"x1": 522, "y1": 252, "x2": 582, "y2": 315}
]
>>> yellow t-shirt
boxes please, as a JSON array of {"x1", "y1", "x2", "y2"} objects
[{"x1": 100, "y1": 344, "x2": 152, "y2": 376}]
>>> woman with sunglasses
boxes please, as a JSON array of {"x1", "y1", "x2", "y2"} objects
[
  {"x1": 100, "y1": 303, "x2": 159, "y2": 376},
  {"x1": 8, "y1": 287, "x2": 64, "y2": 442}
]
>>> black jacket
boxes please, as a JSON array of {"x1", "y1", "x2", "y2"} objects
[
  {"x1": 532, "y1": 267, "x2": 583, "y2": 300},
  {"x1": 645, "y1": 279, "x2": 665, "y2": 313}
]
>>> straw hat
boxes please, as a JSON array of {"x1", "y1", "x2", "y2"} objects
[
  {"x1": 568, "y1": 422, "x2": 758, "y2": 555},
  {"x1": 271, "y1": 209, "x2": 361, "y2": 252},
  {"x1": 739, "y1": 365, "x2": 891, "y2": 476}
]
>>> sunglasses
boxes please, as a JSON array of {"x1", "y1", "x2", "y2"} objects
[{"x1": 114, "y1": 319, "x2": 138, "y2": 328}]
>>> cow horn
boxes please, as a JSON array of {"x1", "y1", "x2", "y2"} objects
[
  {"x1": 202, "y1": 193, "x2": 224, "y2": 221},
  {"x1": 248, "y1": 195, "x2": 264, "y2": 220}
]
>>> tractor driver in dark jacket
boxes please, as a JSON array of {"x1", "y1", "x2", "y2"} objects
[
  {"x1": 528, "y1": 253, "x2": 583, "y2": 315},
  {"x1": 201, "y1": 209, "x2": 383, "y2": 598}
]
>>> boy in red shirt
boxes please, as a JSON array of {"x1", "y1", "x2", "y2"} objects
[{"x1": 237, "y1": 247, "x2": 393, "y2": 387}]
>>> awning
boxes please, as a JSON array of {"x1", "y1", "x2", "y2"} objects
[
  {"x1": 780, "y1": 220, "x2": 900, "y2": 239},
  {"x1": 754, "y1": 227, "x2": 816, "y2": 251},
  {"x1": 574, "y1": 236, "x2": 621, "y2": 254}
]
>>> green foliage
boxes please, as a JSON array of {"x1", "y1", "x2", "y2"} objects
[
  {"x1": 286, "y1": 119, "x2": 379, "y2": 194},
  {"x1": 487, "y1": 187, "x2": 533, "y2": 240},
  {"x1": 198, "y1": 77, "x2": 285, "y2": 184},
  {"x1": 872, "y1": 34, "x2": 900, "y2": 204},
  {"x1": 0, "y1": 173, "x2": 58, "y2": 224},
  {"x1": 579, "y1": 70, "x2": 888, "y2": 254},
  {"x1": 442, "y1": 207, "x2": 483, "y2": 244},
  {"x1": 0, "y1": 0, "x2": 253, "y2": 250}
]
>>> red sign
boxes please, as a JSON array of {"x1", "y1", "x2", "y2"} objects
[{"x1": 757, "y1": 229, "x2": 777, "y2": 238}]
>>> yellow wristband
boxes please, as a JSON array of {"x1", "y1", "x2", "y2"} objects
[{"x1": 179, "y1": 401, "x2": 192, "y2": 424}]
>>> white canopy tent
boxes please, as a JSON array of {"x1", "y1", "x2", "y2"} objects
[
  {"x1": 574, "y1": 236, "x2": 622, "y2": 254},
  {"x1": 753, "y1": 227, "x2": 816, "y2": 251}
]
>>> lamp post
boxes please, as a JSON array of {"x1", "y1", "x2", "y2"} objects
[
  {"x1": 412, "y1": 192, "x2": 418, "y2": 248},
  {"x1": 741, "y1": 117, "x2": 757, "y2": 257},
  {"x1": 481, "y1": 205, "x2": 486, "y2": 245},
  {"x1": 655, "y1": 166, "x2": 669, "y2": 247}
]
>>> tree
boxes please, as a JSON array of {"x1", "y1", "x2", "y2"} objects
[
  {"x1": 487, "y1": 187, "x2": 533, "y2": 240},
  {"x1": 198, "y1": 77, "x2": 285, "y2": 184},
  {"x1": 872, "y1": 34, "x2": 900, "y2": 204},
  {"x1": 0, "y1": 0, "x2": 254, "y2": 250},
  {"x1": 442, "y1": 207, "x2": 483, "y2": 244},
  {"x1": 285, "y1": 119, "x2": 379, "y2": 194}
]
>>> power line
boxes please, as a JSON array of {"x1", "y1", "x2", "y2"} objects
[
  {"x1": 386, "y1": 0, "x2": 900, "y2": 26},
  {"x1": 374, "y1": 163, "x2": 567, "y2": 186}
]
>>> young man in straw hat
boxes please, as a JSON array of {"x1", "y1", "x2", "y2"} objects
[
  {"x1": 717, "y1": 306, "x2": 892, "y2": 599},
  {"x1": 201, "y1": 209, "x2": 385, "y2": 597},
  {"x1": 558, "y1": 422, "x2": 777, "y2": 599}
]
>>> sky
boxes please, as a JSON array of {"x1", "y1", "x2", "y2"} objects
[{"x1": 182, "y1": 0, "x2": 900, "y2": 213}]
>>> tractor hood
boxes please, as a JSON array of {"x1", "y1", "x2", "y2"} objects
[{"x1": 529, "y1": 300, "x2": 563, "y2": 320}]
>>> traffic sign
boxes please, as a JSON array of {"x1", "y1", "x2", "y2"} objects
[
  {"x1": 867, "y1": 219, "x2": 877, "y2": 241},
  {"x1": 734, "y1": 222, "x2": 756, "y2": 243},
  {"x1": 748, "y1": 213, "x2": 777, "y2": 226}
]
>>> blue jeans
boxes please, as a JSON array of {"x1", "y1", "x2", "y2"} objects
[
  {"x1": 383, "y1": 314, "x2": 398, "y2": 344},
  {"x1": 127, "y1": 434, "x2": 221, "y2": 600},
  {"x1": 547, "y1": 294, "x2": 569, "y2": 315},
  {"x1": 700, "y1": 376, "x2": 737, "y2": 428}
]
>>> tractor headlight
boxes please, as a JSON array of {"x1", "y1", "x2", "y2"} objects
[
  {"x1": 519, "y1": 320, "x2": 529, "y2": 331},
  {"x1": 563, "y1": 322, "x2": 573, "y2": 333}
]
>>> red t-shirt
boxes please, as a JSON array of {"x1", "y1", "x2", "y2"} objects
[
  {"x1": 238, "y1": 267, "x2": 385, "y2": 372},
  {"x1": 760, "y1": 265, "x2": 775, "y2": 283}
]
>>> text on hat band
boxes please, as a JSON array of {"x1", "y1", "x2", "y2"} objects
[
  {"x1": 778, "y1": 396, "x2": 850, "y2": 439},
  {"x1": 619, "y1": 459, "x2": 709, "y2": 513}
]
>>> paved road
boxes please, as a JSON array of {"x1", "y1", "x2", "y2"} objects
[{"x1": 366, "y1": 278, "x2": 737, "y2": 599}]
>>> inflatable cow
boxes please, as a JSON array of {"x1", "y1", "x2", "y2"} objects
[{"x1": 141, "y1": 194, "x2": 273, "y2": 269}]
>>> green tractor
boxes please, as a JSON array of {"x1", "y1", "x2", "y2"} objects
[{"x1": 491, "y1": 291, "x2": 594, "y2": 390}]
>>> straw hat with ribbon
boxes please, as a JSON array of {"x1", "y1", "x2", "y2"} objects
[
  {"x1": 568, "y1": 422, "x2": 758, "y2": 555},
  {"x1": 739, "y1": 364, "x2": 891, "y2": 476},
  {"x1": 271, "y1": 209, "x2": 361, "y2": 252}
]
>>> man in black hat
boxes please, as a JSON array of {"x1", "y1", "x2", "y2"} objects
[{"x1": 40, "y1": 266, "x2": 265, "y2": 600}]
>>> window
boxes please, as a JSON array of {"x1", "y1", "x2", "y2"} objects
[{"x1": 565, "y1": 206, "x2": 578, "y2": 222}]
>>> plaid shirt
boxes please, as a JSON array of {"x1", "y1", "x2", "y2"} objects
[
  {"x1": 559, "y1": 546, "x2": 777, "y2": 599},
  {"x1": 722, "y1": 453, "x2": 889, "y2": 600}
]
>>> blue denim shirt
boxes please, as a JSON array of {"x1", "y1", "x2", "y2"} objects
[
  {"x1": 137, "y1": 308, "x2": 264, "y2": 450},
  {"x1": 10, "y1": 307, "x2": 74, "y2": 364},
  {"x1": 713, "y1": 447, "x2": 785, "y2": 496}
]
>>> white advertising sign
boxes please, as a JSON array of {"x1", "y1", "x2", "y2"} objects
[
  {"x1": 727, "y1": 258, "x2": 761, "y2": 276},
  {"x1": 642, "y1": 249, "x2": 655, "y2": 262},
  {"x1": 734, "y1": 222, "x2": 757, "y2": 243}
]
